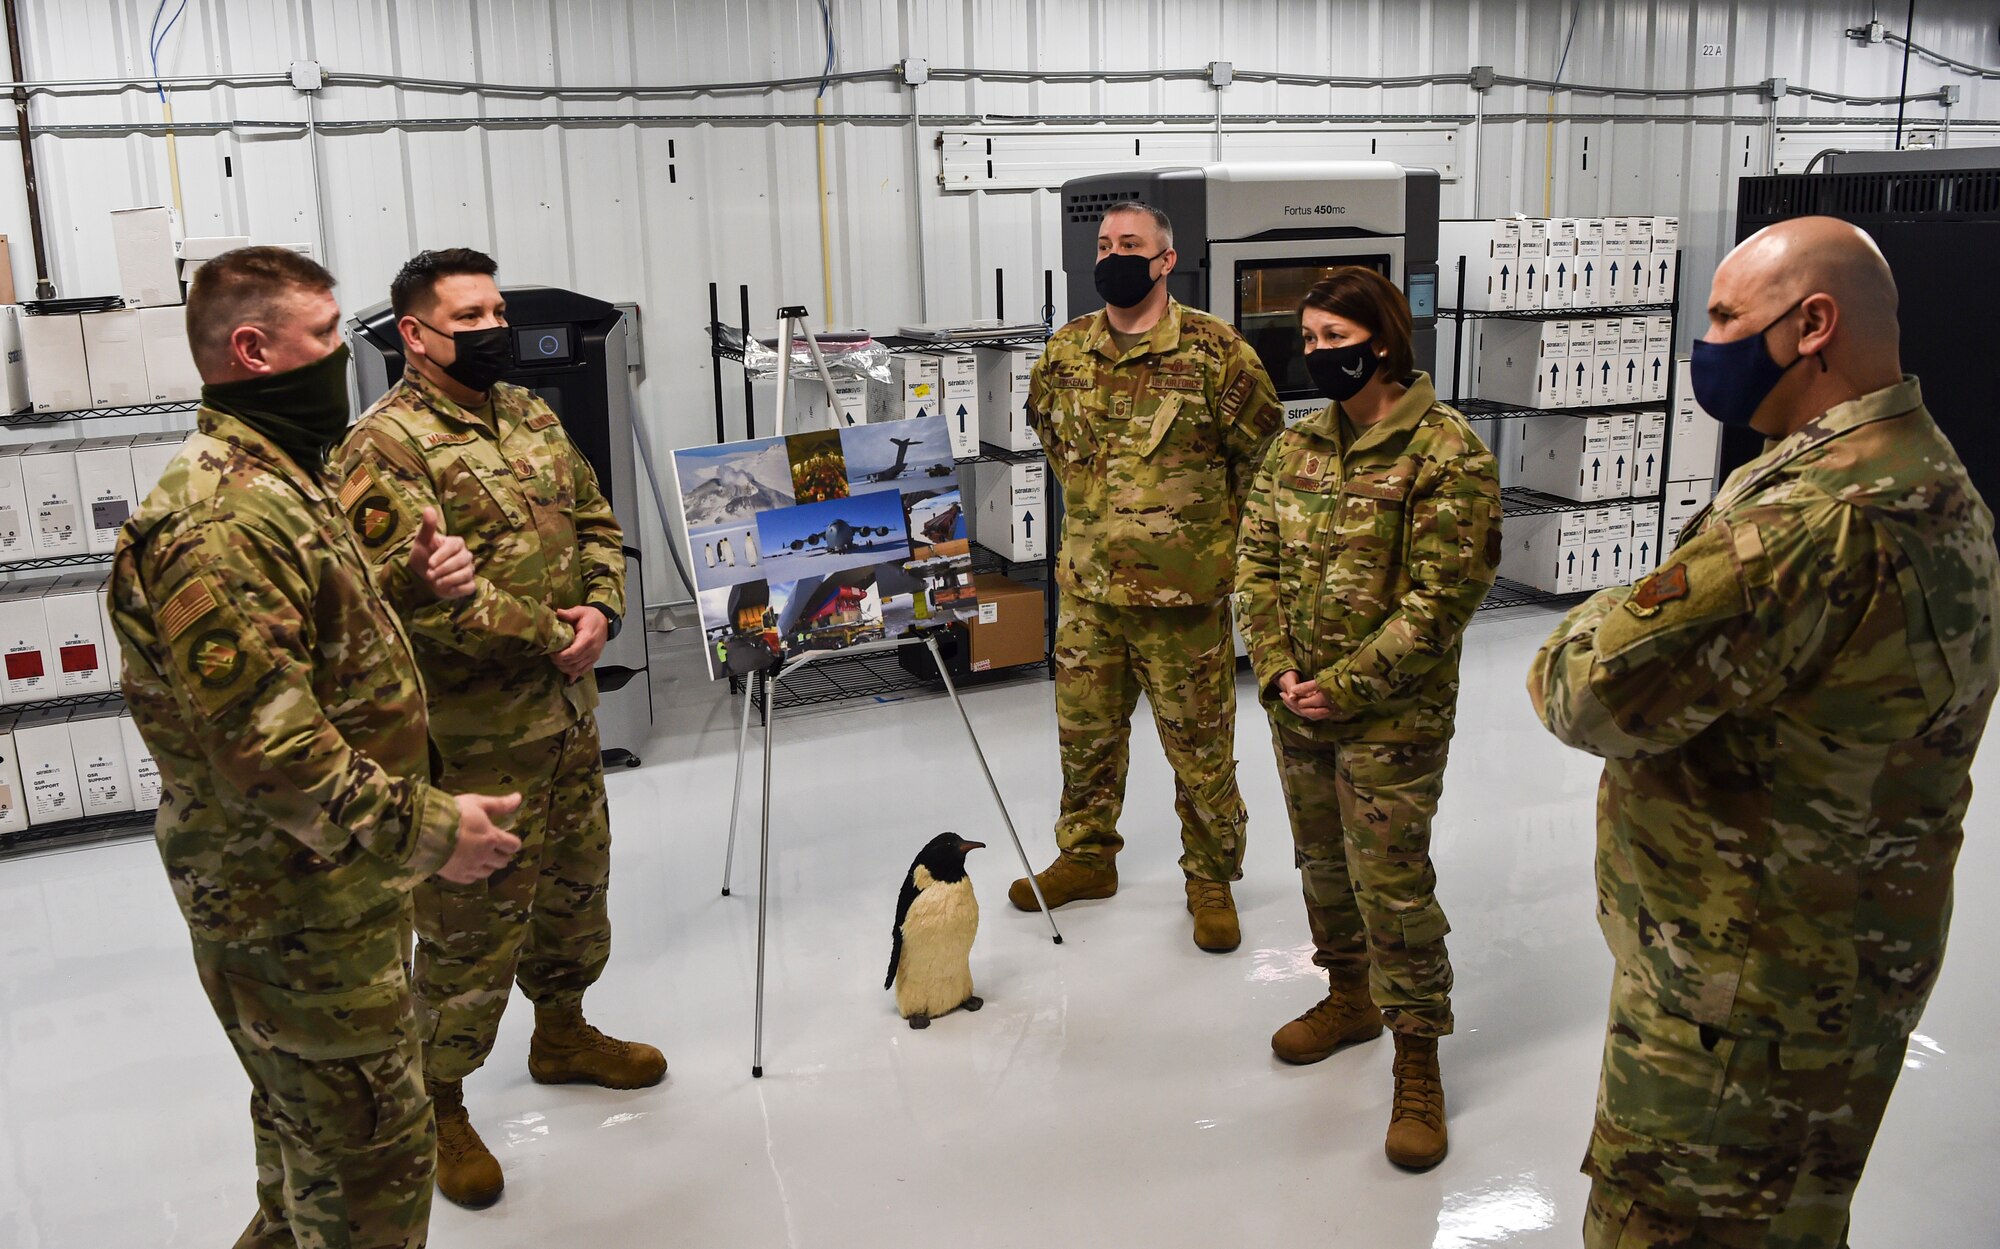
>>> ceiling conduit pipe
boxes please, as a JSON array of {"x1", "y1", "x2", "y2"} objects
[{"x1": 4, "y1": 0, "x2": 52, "y2": 297}]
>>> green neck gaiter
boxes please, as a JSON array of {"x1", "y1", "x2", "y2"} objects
[{"x1": 202, "y1": 344, "x2": 354, "y2": 470}]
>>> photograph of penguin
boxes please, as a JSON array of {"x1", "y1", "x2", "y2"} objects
[{"x1": 885, "y1": 833, "x2": 987, "y2": 1029}]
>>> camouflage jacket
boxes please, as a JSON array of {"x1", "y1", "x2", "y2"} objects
[
  {"x1": 110, "y1": 407, "x2": 460, "y2": 942},
  {"x1": 1529, "y1": 378, "x2": 1999, "y2": 1050},
  {"x1": 1236, "y1": 374, "x2": 1501, "y2": 742},
  {"x1": 339, "y1": 370, "x2": 625, "y2": 754},
  {"x1": 1028, "y1": 300, "x2": 1281, "y2": 607}
]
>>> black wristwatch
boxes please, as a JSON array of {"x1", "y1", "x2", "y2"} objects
[{"x1": 590, "y1": 603, "x2": 622, "y2": 640}]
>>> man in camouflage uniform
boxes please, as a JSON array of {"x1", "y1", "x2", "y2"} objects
[
  {"x1": 111, "y1": 247, "x2": 523, "y2": 1248},
  {"x1": 1236, "y1": 267, "x2": 1500, "y2": 1169},
  {"x1": 1529, "y1": 217, "x2": 1999, "y2": 1247},
  {"x1": 338, "y1": 248, "x2": 663, "y2": 1210},
  {"x1": 1008, "y1": 201, "x2": 1282, "y2": 952}
]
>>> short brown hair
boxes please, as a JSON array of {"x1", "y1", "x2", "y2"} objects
[
  {"x1": 1100, "y1": 201, "x2": 1174, "y2": 249},
  {"x1": 1298, "y1": 267, "x2": 1414, "y2": 382},
  {"x1": 186, "y1": 246, "x2": 337, "y2": 373}
]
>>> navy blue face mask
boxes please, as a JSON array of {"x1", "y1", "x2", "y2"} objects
[{"x1": 1689, "y1": 299, "x2": 1818, "y2": 428}]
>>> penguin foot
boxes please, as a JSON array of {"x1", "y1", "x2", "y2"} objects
[
  {"x1": 962, "y1": 996, "x2": 984, "y2": 1012},
  {"x1": 908, "y1": 1015, "x2": 930, "y2": 1030}
]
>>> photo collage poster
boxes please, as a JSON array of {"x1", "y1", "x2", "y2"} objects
[{"x1": 673, "y1": 413, "x2": 979, "y2": 680}]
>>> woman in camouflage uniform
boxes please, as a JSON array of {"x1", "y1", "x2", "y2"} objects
[{"x1": 1235, "y1": 267, "x2": 1501, "y2": 1170}]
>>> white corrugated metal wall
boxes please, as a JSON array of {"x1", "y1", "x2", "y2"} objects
[{"x1": 3, "y1": 0, "x2": 1996, "y2": 604}]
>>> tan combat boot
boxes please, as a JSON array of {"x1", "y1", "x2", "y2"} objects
[
  {"x1": 1184, "y1": 879, "x2": 1241, "y2": 953},
  {"x1": 528, "y1": 1003, "x2": 668, "y2": 1089},
  {"x1": 1008, "y1": 854, "x2": 1117, "y2": 912},
  {"x1": 431, "y1": 1079, "x2": 504, "y2": 1209},
  {"x1": 1271, "y1": 971, "x2": 1383, "y2": 1064},
  {"x1": 1385, "y1": 1033, "x2": 1448, "y2": 1170}
]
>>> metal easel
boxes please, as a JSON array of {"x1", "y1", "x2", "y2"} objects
[{"x1": 716, "y1": 305, "x2": 1062, "y2": 1078}]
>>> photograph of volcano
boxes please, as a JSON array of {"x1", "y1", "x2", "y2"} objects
[{"x1": 673, "y1": 437, "x2": 796, "y2": 528}]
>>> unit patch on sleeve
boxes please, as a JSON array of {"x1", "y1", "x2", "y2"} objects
[
  {"x1": 353, "y1": 495, "x2": 401, "y2": 547},
  {"x1": 1624, "y1": 562, "x2": 1690, "y2": 618},
  {"x1": 188, "y1": 628, "x2": 244, "y2": 688}
]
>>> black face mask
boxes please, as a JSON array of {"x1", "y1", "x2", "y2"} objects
[
  {"x1": 1094, "y1": 250, "x2": 1166, "y2": 310},
  {"x1": 415, "y1": 317, "x2": 512, "y2": 394},
  {"x1": 1304, "y1": 340, "x2": 1381, "y2": 403},
  {"x1": 201, "y1": 344, "x2": 354, "y2": 469}
]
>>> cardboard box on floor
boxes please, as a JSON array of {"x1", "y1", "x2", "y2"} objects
[{"x1": 966, "y1": 574, "x2": 1045, "y2": 672}]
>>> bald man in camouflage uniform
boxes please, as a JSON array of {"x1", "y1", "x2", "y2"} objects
[
  {"x1": 1008, "y1": 201, "x2": 1282, "y2": 952},
  {"x1": 1530, "y1": 217, "x2": 1999, "y2": 1247},
  {"x1": 112, "y1": 246, "x2": 520, "y2": 1248},
  {"x1": 339, "y1": 248, "x2": 662, "y2": 1210}
]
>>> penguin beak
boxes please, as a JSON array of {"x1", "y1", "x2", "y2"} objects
[{"x1": 957, "y1": 840, "x2": 986, "y2": 853}]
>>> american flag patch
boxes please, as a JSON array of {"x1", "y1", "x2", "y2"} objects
[
  {"x1": 158, "y1": 579, "x2": 219, "y2": 642},
  {"x1": 338, "y1": 467, "x2": 372, "y2": 511}
]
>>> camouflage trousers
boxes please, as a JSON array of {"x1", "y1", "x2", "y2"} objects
[
  {"x1": 190, "y1": 902, "x2": 434, "y2": 1249},
  {"x1": 1270, "y1": 728, "x2": 1454, "y2": 1036},
  {"x1": 415, "y1": 717, "x2": 612, "y2": 1084},
  {"x1": 1053, "y1": 592, "x2": 1247, "y2": 882},
  {"x1": 1582, "y1": 966, "x2": 1906, "y2": 1248}
]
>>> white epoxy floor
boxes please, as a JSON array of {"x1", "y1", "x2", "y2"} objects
[{"x1": 2, "y1": 608, "x2": 1995, "y2": 1248}]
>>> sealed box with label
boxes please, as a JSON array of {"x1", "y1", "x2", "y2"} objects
[
  {"x1": 138, "y1": 305, "x2": 200, "y2": 402},
  {"x1": 969, "y1": 459, "x2": 1047, "y2": 561},
  {"x1": 1631, "y1": 500, "x2": 1664, "y2": 575},
  {"x1": 965, "y1": 573, "x2": 1046, "y2": 672},
  {"x1": 128, "y1": 430, "x2": 188, "y2": 499},
  {"x1": 19, "y1": 313, "x2": 90, "y2": 413},
  {"x1": 975, "y1": 345, "x2": 1043, "y2": 453},
  {"x1": 0, "y1": 305, "x2": 27, "y2": 414},
  {"x1": 1474, "y1": 318, "x2": 1570, "y2": 409},
  {"x1": 20, "y1": 440, "x2": 84, "y2": 556},
  {"x1": 1631, "y1": 409, "x2": 1667, "y2": 497},
  {"x1": 67, "y1": 705, "x2": 133, "y2": 816},
  {"x1": 866, "y1": 353, "x2": 941, "y2": 426},
  {"x1": 1560, "y1": 318, "x2": 1596, "y2": 408},
  {"x1": 1517, "y1": 218, "x2": 1548, "y2": 310},
  {"x1": 1663, "y1": 477, "x2": 1718, "y2": 549},
  {"x1": 43, "y1": 575, "x2": 110, "y2": 696},
  {"x1": 0, "y1": 711, "x2": 27, "y2": 835},
  {"x1": 1587, "y1": 320, "x2": 1622, "y2": 407},
  {"x1": 74, "y1": 435, "x2": 138, "y2": 554},
  {"x1": 119, "y1": 712, "x2": 161, "y2": 811},
  {"x1": 80, "y1": 309, "x2": 150, "y2": 408},
  {"x1": 0, "y1": 444, "x2": 30, "y2": 564},
  {"x1": 1605, "y1": 410, "x2": 1638, "y2": 500},
  {"x1": 14, "y1": 705, "x2": 80, "y2": 825},
  {"x1": 1544, "y1": 218, "x2": 1578, "y2": 309},
  {"x1": 782, "y1": 376, "x2": 867, "y2": 430},
  {"x1": 1616, "y1": 317, "x2": 1648, "y2": 403},
  {"x1": 1497, "y1": 509, "x2": 1587, "y2": 593},
  {"x1": 1573, "y1": 218, "x2": 1605, "y2": 307},
  {"x1": 1601, "y1": 217, "x2": 1632, "y2": 306},
  {"x1": 1510, "y1": 413, "x2": 1624, "y2": 502},
  {"x1": 1668, "y1": 359, "x2": 1722, "y2": 486},
  {"x1": 935, "y1": 352, "x2": 980, "y2": 456},
  {"x1": 110, "y1": 206, "x2": 184, "y2": 308},
  {"x1": 1641, "y1": 315, "x2": 1672, "y2": 402},
  {"x1": 1582, "y1": 503, "x2": 1636, "y2": 590},
  {"x1": 0, "y1": 578, "x2": 57, "y2": 705},
  {"x1": 1437, "y1": 218, "x2": 1524, "y2": 310}
]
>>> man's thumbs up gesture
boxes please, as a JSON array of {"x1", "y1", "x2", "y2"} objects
[{"x1": 409, "y1": 507, "x2": 477, "y2": 600}]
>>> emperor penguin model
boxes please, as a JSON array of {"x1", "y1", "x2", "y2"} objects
[{"x1": 885, "y1": 833, "x2": 987, "y2": 1029}]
